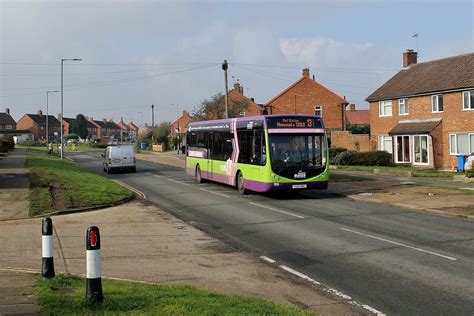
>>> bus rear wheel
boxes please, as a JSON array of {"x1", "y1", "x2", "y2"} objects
[
  {"x1": 196, "y1": 165, "x2": 204, "y2": 183},
  {"x1": 236, "y1": 171, "x2": 247, "y2": 195}
]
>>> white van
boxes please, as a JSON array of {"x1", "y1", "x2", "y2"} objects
[{"x1": 102, "y1": 145, "x2": 136, "y2": 173}]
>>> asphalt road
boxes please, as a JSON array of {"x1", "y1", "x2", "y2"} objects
[{"x1": 71, "y1": 152, "x2": 474, "y2": 315}]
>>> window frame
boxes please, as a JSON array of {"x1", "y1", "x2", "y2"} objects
[
  {"x1": 314, "y1": 105, "x2": 322, "y2": 117},
  {"x1": 463, "y1": 90, "x2": 474, "y2": 110},
  {"x1": 398, "y1": 98, "x2": 409, "y2": 115},
  {"x1": 412, "y1": 134, "x2": 430, "y2": 165},
  {"x1": 378, "y1": 135, "x2": 393, "y2": 154},
  {"x1": 395, "y1": 135, "x2": 411, "y2": 163},
  {"x1": 431, "y1": 94, "x2": 444, "y2": 113},
  {"x1": 378, "y1": 100, "x2": 392, "y2": 117},
  {"x1": 449, "y1": 132, "x2": 474, "y2": 155}
]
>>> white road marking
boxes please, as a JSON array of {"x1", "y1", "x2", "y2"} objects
[
  {"x1": 361, "y1": 304, "x2": 386, "y2": 316},
  {"x1": 146, "y1": 172, "x2": 161, "y2": 178},
  {"x1": 259, "y1": 256, "x2": 276, "y2": 263},
  {"x1": 167, "y1": 178, "x2": 190, "y2": 186},
  {"x1": 250, "y1": 202, "x2": 305, "y2": 219},
  {"x1": 341, "y1": 228, "x2": 457, "y2": 261},
  {"x1": 278, "y1": 265, "x2": 320, "y2": 285},
  {"x1": 200, "y1": 188, "x2": 230, "y2": 198},
  {"x1": 461, "y1": 187, "x2": 474, "y2": 191}
]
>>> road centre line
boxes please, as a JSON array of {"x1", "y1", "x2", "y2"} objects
[
  {"x1": 111, "y1": 179, "x2": 146, "y2": 199},
  {"x1": 167, "y1": 178, "x2": 190, "y2": 186},
  {"x1": 340, "y1": 228, "x2": 457, "y2": 261},
  {"x1": 200, "y1": 188, "x2": 231, "y2": 198},
  {"x1": 249, "y1": 202, "x2": 305, "y2": 219}
]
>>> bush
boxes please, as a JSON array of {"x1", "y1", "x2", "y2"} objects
[
  {"x1": 333, "y1": 150, "x2": 392, "y2": 166},
  {"x1": 346, "y1": 124, "x2": 370, "y2": 135},
  {"x1": 466, "y1": 167, "x2": 474, "y2": 178},
  {"x1": 329, "y1": 147, "x2": 347, "y2": 164},
  {"x1": 334, "y1": 151, "x2": 359, "y2": 166},
  {"x1": 89, "y1": 143, "x2": 107, "y2": 149},
  {"x1": 22, "y1": 140, "x2": 45, "y2": 147}
]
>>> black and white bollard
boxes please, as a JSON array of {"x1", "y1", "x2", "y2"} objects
[
  {"x1": 42, "y1": 217, "x2": 55, "y2": 278},
  {"x1": 86, "y1": 226, "x2": 103, "y2": 305}
]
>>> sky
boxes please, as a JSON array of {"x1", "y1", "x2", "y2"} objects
[{"x1": 1, "y1": 0, "x2": 473, "y2": 125}]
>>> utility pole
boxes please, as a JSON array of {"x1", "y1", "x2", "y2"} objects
[
  {"x1": 151, "y1": 104, "x2": 155, "y2": 142},
  {"x1": 222, "y1": 60, "x2": 229, "y2": 118},
  {"x1": 120, "y1": 116, "x2": 123, "y2": 143},
  {"x1": 46, "y1": 90, "x2": 59, "y2": 147}
]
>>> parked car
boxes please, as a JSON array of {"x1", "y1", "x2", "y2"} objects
[
  {"x1": 108, "y1": 139, "x2": 118, "y2": 145},
  {"x1": 102, "y1": 145, "x2": 136, "y2": 173}
]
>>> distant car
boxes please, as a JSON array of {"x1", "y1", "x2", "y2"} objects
[
  {"x1": 67, "y1": 139, "x2": 78, "y2": 144},
  {"x1": 102, "y1": 145, "x2": 136, "y2": 173},
  {"x1": 108, "y1": 139, "x2": 118, "y2": 145}
]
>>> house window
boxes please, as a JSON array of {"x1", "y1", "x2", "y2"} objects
[
  {"x1": 4, "y1": 124, "x2": 13, "y2": 130},
  {"x1": 378, "y1": 135, "x2": 393, "y2": 154},
  {"x1": 399, "y1": 98, "x2": 409, "y2": 115},
  {"x1": 314, "y1": 105, "x2": 322, "y2": 117},
  {"x1": 463, "y1": 90, "x2": 474, "y2": 110},
  {"x1": 432, "y1": 94, "x2": 444, "y2": 112},
  {"x1": 379, "y1": 100, "x2": 392, "y2": 117},
  {"x1": 413, "y1": 135, "x2": 429, "y2": 164},
  {"x1": 239, "y1": 112, "x2": 246, "y2": 117},
  {"x1": 449, "y1": 133, "x2": 474, "y2": 155},
  {"x1": 396, "y1": 135, "x2": 410, "y2": 163}
]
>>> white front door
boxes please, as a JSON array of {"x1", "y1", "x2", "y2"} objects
[{"x1": 413, "y1": 135, "x2": 429, "y2": 165}]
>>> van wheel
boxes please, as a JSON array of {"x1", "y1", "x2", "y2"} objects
[
  {"x1": 236, "y1": 171, "x2": 247, "y2": 195},
  {"x1": 196, "y1": 165, "x2": 204, "y2": 183},
  {"x1": 106, "y1": 166, "x2": 111, "y2": 174}
]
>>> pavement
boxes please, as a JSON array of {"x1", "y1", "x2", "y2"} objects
[
  {"x1": 71, "y1": 151, "x2": 474, "y2": 315},
  {"x1": 0, "y1": 149, "x2": 362, "y2": 315}
]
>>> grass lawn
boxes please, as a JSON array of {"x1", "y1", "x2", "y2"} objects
[
  {"x1": 26, "y1": 149, "x2": 133, "y2": 216},
  {"x1": 36, "y1": 275, "x2": 313, "y2": 315},
  {"x1": 333, "y1": 165, "x2": 454, "y2": 178}
]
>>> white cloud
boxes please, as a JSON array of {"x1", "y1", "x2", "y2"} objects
[{"x1": 280, "y1": 37, "x2": 375, "y2": 67}]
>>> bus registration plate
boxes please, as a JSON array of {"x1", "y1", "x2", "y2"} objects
[{"x1": 292, "y1": 184, "x2": 307, "y2": 189}]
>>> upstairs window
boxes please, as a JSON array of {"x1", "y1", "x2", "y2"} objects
[
  {"x1": 463, "y1": 90, "x2": 474, "y2": 110},
  {"x1": 314, "y1": 105, "x2": 322, "y2": 117},
  {"x1": 5, "y1": 124, "x2": 13, "y2": 129},
  {"x1": 379, "y1": 100, "x2": 392, "y2": 117},
  {"x1": 399, "y1": 98, "x2": 409, "y2": 115},
  {"x1": 432, "y1": 94, "x2": 444, "y2": 112}
]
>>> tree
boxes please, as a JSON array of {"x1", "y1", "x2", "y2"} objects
[
  {"x1": 71, "y1": 114, "x2": 89, "y2": 139},
  {"x1": 192, "y1": 93, "x2": 249, "y2": 121},
  {"x1": 155, "y1": 122, "x2": 170, "y2": 144}
]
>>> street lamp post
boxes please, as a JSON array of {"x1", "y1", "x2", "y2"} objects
[
  {"x1": 60, "y1": 58, "x2": 82, "y2": 160},
  {"x1": 46, "y1": 90, "x2": 59, "y2": 147}
]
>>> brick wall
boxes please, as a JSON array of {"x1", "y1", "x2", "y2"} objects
[
  {"x1": 370, "y1": 91, "x2": 474, "y2": 169},
  {"x1": 331, "y1": 131, "x2": 370, "y2": 152},
  {"x1": 267, "y1": 70, "x2": 347, "y2": 130}
]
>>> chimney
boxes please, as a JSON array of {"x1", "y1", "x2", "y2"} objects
[
  {"x1": 250, "y1": 97, "x2": 255, "y2": 102},
  {"x1": 350, "y1": 104, "x2": 356, "y2": 111},
  {"x1": 403, "y1": 49, "x2": 418, "y2": 68},
  {"x1": 90, "y1": 117, "x2": 94, "y2": 122},
  {"x1": 234, "y1": 82, "x2": 244, "y2": 95},
  {"x1": 57, "y1": 113, "x2": 62, "y2": 120},
  {"x1": 38, "y1": 109, "x2": 43, "y2": 116},
  {"x1": 5, "y1": 108, "x2": 10, "y2": 115},
  {"x1": 312, "y1": 75, "x2": 315, "y2": 81},
  {"x1": 103, "y1": 118, "x2": 107, "y2": 123},
  {"x1": 302, "y1": 68, "x2": 310, "y2": 78}
]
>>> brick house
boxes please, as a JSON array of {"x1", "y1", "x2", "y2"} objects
[
  {"x1": 16, "y1": 110, "x2": 61, "y2": 141},
  {"x1": 62, "y1": 116, "x2": 98, "y2": 139},
  {"x1": 228, "y1": 83, "x2": 262, "y2": 116},
  {"x1": 266, "y1": 68, "x2": 349, "y2": 132},
  {"x1": 0, "y1": 108, "x2": 16, "y2": 131},
  {"x1": 127, "y1": 121, "x2": 139, "y2": 140},
  {"x1": 170, "y1": 110, "x2": 193, "y2": 138},
  {"x1": 345, "y1": 104, "x2": 370, "y2": 127},
  {"x1": 367, "y1": 50, "x2": 474, "y2": 169}
]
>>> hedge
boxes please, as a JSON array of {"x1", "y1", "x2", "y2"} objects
[
  {"x1": 329, "y1": 147, "x2": 347, "y2": 164},
  {"x1": 333, "y1": 150, "x2": 392, "y2": 166}
]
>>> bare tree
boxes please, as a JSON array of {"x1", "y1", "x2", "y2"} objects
[{"x1": 192, "y1": 93, "x2": 249, "y2": 121}]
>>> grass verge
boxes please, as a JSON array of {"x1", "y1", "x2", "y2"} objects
[
  {"x1": 333, "y1": 165, "x2": 454, "y2": 178},
  {"x1": 36, "y1": 275, "x2": 313, "y2": 315},
  {"x1": 329, "y1": 173, "x2": 374, "y2": 182},
  {"x1": 26, "y1": 149, "x2": 133, "y2": 216}
]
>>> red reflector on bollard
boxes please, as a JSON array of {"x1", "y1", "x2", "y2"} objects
[{"x1": 90, "y1": 231, "x2": 97, "y2": 247}]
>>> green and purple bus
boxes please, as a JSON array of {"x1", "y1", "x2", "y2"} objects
[{"x1": 185, "y1": 115, "x2": 329, "y2": 194}]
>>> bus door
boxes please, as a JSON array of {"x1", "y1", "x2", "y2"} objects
[{"x1": 207, "y1": 132, "x2": 213, "y2": 179}]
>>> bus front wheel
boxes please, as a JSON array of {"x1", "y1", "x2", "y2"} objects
[{"x1": 236, "y1": 171, "x2": 248, "y2": 195}]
